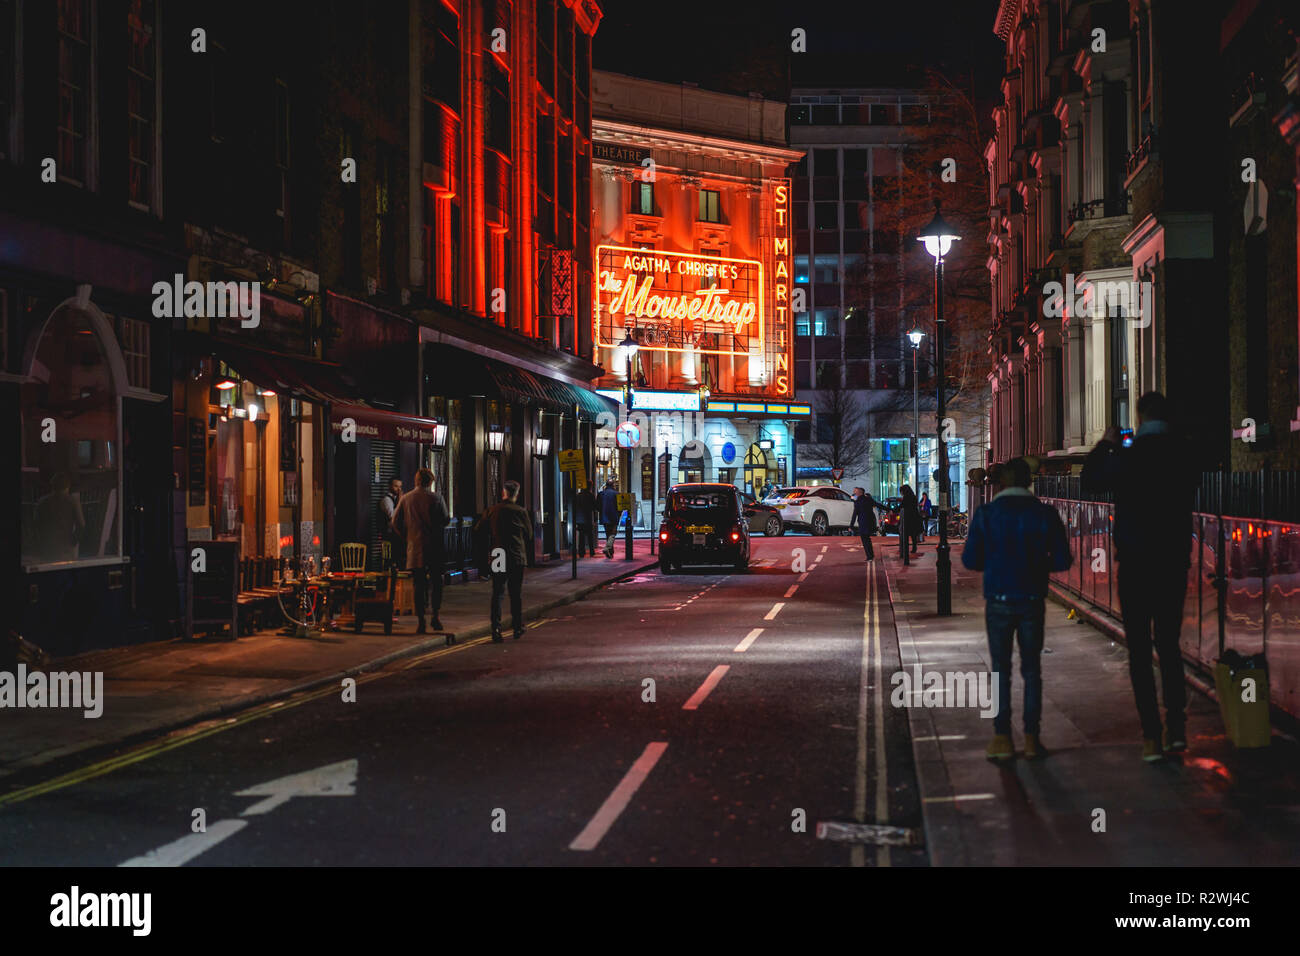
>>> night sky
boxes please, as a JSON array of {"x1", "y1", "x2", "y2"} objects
[{"x1": 592, "y1": 0, "x2": 1004, "y2": 105}]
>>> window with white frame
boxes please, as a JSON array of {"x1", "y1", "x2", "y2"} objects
[
  {"x1": 117, "y1": 315, "x2": 150, "y2": 390},
  {"x1": 57, "y1": 0, "x2": 93, "y2": 187},
  {"x1": 127, "y1": 0, "x2": 156, "y2": 208}
]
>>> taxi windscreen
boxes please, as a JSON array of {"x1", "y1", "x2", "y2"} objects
[{"x1": 667, "y1": 490, "x2": 734, "y2": 513}]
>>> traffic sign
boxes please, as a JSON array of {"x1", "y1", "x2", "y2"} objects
[
  {"x1": 558, "y1": 449, "x2": 585, "y2": 473},
  {"x1": 616, "y1": 421, "x2": 641, "y2": 448},
  {"x1": 831, "y1": 467, "x2": 845, "y2": 480},
  {"x1": 616, "y1": 492, "x2": 635, "y2": 513}
]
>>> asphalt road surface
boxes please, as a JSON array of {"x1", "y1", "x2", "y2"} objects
[{"x1": 0, "y1": 535, "x2": 927, "y2": 866}]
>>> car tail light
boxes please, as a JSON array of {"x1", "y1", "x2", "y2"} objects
[
  {"x1": 792, "y1": 498, "x2": 809, "y2": 505},
  {"x1": 659, "y1": 530, "x2": 669, "y2": 541},
  {"x1": 730, "y1": 527, "x2": 742, "y2": 541}
]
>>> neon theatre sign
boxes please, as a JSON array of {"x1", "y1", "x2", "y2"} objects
[
  {"x1": 595, "y1": 245, "x2": 764, "y2": 357},
  {"x1": 771, "y1": 179, "x2": 793, "y2": 396}
]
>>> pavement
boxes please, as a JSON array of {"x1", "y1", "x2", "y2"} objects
[
  {"x1": 0, "y1": 541, "x2": 659, "y2": 785},
  {"x1": 879, "y1": 537, "x2": 1300, "y2": 866}
]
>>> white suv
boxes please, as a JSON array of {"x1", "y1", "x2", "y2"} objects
[{"x1": 770, "y1": 486, "x2": 856, "y2": 535}]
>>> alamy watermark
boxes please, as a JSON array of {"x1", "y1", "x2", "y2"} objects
[
  {"x1": 1, "y1": 665, "x2": 104, "y2": 718},
  {"x1": 890, "y1": 665, "x2": 998, "y2": 718},
  {"x1": 151, "y1": 273, "x2": 260, "y2": 328},
  {"x1": 1043, "y1": 273, "x2": 1152, "y2": 328}
]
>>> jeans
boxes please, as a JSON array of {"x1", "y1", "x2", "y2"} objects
[
  {"x1": 985, "y1": 596, "x2": 1046, "y2": 735},
  {"x1": 490, "y1": 563, "x2": 525, "y2": 635},
  {"x1": 602, "y1": 521, "x2": 618, "y2": 555},
  {"x1": 413, "y1": 566, "x2": 443, "y2": 621},
  {"x1": 576, "y1": 523, "x2": 595, "y2": 557},
  {"x1": 1117, "y1": 561, "x2": 1188, "y2": 739}
]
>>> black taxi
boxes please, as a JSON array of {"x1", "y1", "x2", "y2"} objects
[{"x1": 658, "y1": 483, "x2": 750, "y2": 572}]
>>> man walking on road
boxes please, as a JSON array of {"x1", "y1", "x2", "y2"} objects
[
  {"x1": 573, "y1": 481, "x2": 597, "y2": 558},
  {"x1": 849, "y1": 487, "x2": 878, "y2": 561},
  {"x1": 475, "y1": 479, "x2": 533, "y2": 642},
  {"x1": 596, "y1": 478, "x2": 621, "y2": 558},
  {"x1": 391, "y1": 468, "x2": 449, "y2": 635},
  {"x1": 961, "y1": 458, "x2": 1072, "y2": 762},
  {"x1": 1081, "y1": 391, "x2": 1197, "y2": 762}
]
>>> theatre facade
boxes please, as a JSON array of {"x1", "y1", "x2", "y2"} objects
[{"x1": 590, "y1": 72, "x2": 809, "y2": 527}]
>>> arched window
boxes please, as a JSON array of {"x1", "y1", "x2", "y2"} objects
[{"x1": 21, "y1": 304, "x2": 123, "y2": 568}]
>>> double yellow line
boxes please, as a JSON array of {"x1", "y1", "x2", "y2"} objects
[{"x1": 0, "y1": 633, "x2": 495, "y2": 809}]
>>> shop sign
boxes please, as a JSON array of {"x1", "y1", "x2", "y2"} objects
[
  {"x1": 593, "y1": 143, "x2": 652, "y2": 166},
  {"x1": 596, "y1": 245, "x2": 763, "y2": 358},
  {"x1": 330, "y1": 405, "x2": 442, "y2": 444}
]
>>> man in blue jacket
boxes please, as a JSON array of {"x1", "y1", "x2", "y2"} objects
[{"x1": 961, "y1": 458, "x2": 1072, "y2": 761}]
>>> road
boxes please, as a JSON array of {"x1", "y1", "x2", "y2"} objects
[{"x1": 0, "y1": 535, "x2": 928, "y2": 866}]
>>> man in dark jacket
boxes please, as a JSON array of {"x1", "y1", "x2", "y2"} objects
[
  {"x1": 573, "y1": 481, "x2": 597, "y2": 558},
  {"x1": 391, "y1": 468, "x2": 449, "y2": 634},
  {"x1": 848, "y1": 487, "x2": 878, "y2": 561},
  {"x1": 1081, "y1": 391, "x2": 1197, "y2": 762},
  {"x1": 962, "y1": 458, "x2": 1072, "y2": 761},
  {"x1": 596, "y1": 478, "x2": 621, "y2": 558},
  {"x1": 475, "y1": 479, "x2": 534, "y2": 642}
]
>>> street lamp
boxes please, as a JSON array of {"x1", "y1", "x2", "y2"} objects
[
  {"x1": 620, "y1": 330, "x2": 639, "y2": 559},
  {"x1": 917, "y1": 201, "x2": 960, "y2": 616},
  {"x1": 907, "y1": 327, "x2": 926, "y2": 506}
]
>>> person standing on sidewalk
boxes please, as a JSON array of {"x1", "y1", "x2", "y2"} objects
[
  {"x1": 391, "y1": 468, "x2": 449, "y2": 634},
  {"x1": 573, "y1": 481, "x2": 597, "y2": 558},
  {"x1": 378, "y1": 477, "x2": 403, "y2": 569},
  {"x1": 597, "y1": 478, "x2": 621, "y2": 558},
  {"x1": 898, "y1": 485, "x2": 922, "y2": 564},
  {"x1": 918, "y1": 491, "x2": 933, "y2": 539},
  {"x1": 1081, "y1": 391, "x2": 1197, "y2": 762},
  {"x1": 961, "y1": 458, "x2": 1072, "y2": 761},
  {"x1": 475, "y1": 479, "x2": 533, "y2": 642},
  {"x1": 849, "y1": 487, "x2": 878, "y2": 562}
]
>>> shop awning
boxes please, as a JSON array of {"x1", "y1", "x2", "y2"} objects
[
  {"x1": 206, "y1": 340, "x2": 357, "y2": 405},
  {"x1": 329, "y1": 404, "x2": 445, "y2": 444},
  {"x1": 427, "y1": 344, "x2": 617, "y2": 421}
]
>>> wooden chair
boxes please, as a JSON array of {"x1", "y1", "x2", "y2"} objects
[
  {"x1": 393, "y1": 572, "x2": 415, "y2": 616},
  {"x1": 353, "y1": 567, "x2": 397, "y2": 635},
  {"x1": 339, "y1": 542, "x2": 367, "y2": 573}
]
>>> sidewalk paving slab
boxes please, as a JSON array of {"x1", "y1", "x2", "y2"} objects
[
  {"x1": 0, "y1": 543, "x2": 660, "y2": 786},
  {"x1": 880, "y1": 543, "x2": 1300, "y2": 866}
]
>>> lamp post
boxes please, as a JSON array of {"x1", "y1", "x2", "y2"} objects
[
  {"x1": 620, "y1": 330, "x2": 639, "y2": 560},
  {"x1": 907, "y1": 327, "x2": 925, "y2": 498},
  {"x1": 917, "y1": 202, "x2": 960, "y2": 616}
]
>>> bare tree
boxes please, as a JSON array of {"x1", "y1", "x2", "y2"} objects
[{"x1": 803, "y1": 362, "x2": 873, "y2": 479}]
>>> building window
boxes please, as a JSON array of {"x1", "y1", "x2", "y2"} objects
[
  {"x1": 698, "y1": 189, "x2": 721, "y2": 223},
  {"x1": 117, "y1": 315, "x2": 150, "y2": 390},
  {"x1": 57, "y1": 0, "x2": 93, "y2": 187},
  {"x1": 633, "y1": 181, "x2": 654, "y2": 216},
  {"x1": 273, "y1": 78, "x2": 291, "y2": 238},
  {"x1": 341, "y1": 124, "x2": 362, "y2": 288},
  {"x1": 22, "y1": 306, "x2": 122, "y2": 568},
  {"x1": 376, "y1": 142, "x2": 397, "y2": 291},
  {"x1": 424, "y1": 0, "x2": 459, "y2": 110},
  {"x1": 0, "y1": 0, "x2": 15, "y2": 161},
  {"x1": 126, "y1": 0, "x2": 156, "y2": 209},
  {"x1": 486, "y1": 58, "x2": 510, "y2": 155}
]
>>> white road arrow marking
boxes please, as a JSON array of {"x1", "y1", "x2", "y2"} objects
[
  {"x1": 117, "y1": 759, "x2": 359, "y2": 867},
  {"x1": 119, "y1": 819, "x2": 248, "y2": 867},
  {"x1": 236, "y1": 758, "x2": 358, "y2": 816}
]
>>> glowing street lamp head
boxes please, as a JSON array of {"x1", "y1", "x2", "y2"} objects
[
  {"x1": 917, "y1": 203, "x2": 960, "y2": 261},
  {"x1": 907, "y1": 328, "x2": 926, "y2": 348},
  {"x1": 619, "y1": 330, "x2": 639, "y2": 356}
]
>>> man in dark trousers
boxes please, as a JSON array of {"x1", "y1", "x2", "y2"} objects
[
  {"x1": 596, "y1": 478, "x2": 621, "y2": 558},
  {"x1": 848, "y1": 487, "x2": 878, "y2": 561},
  {"x1": 962, "y1": 458, "x2": 1072, "y2": 761},
  {"x1": 1081, "y1": 391, "x2": 1197, "y2": 762},
  {"x1": 378, "y1": 477, "x2": 403, "y2": 568},
  {"x1": 573, "y1": 480, "x2": 597, "y2": 558},
  {"x1": 391, "y1": 468, "x2": 449, "y2": 634},
  {"x1": 476, "y1": 479, "x2": 534, "y2": 642}
]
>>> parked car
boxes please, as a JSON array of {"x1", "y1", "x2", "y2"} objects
[
  {"x1": 659, "y1": 483, "x2": 751, "y2": 572},
  {"x1": 740, "y1": 491, "x2": 785, "y2": 537},
  {"x1": 770, "y1": 486, "x2": 856, "y2": 535}
]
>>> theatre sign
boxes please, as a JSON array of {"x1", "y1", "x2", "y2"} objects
[{"x1": 595, "y1": 246, "x2": 764, "y2": 357}]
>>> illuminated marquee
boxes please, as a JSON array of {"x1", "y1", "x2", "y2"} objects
[
  {"x1": 771, "y1": 179, "x2": 793, "y2": 396},
  {"x1": 595, "y1": 245, "x2": 764, "y2": 357}
]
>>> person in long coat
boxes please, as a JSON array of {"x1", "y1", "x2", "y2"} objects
[{"x1": 391, "y1": 467, "x2": 450, "y2": 633}]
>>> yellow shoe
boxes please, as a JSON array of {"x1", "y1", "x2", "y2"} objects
[
  {"x1": 986, "y1": 734, "x2": 1014, "y2": 761},
  {"x1": 1023, "y1": 734, "x2": 1045, "y2": 760},
  {"x1": 1142, "y1": 739, "x2": 1165, "y2": 762}
]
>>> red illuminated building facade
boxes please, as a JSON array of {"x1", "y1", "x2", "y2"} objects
[{"x1": 590, "y1": 72, "x2": 807, "y2": 527}]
